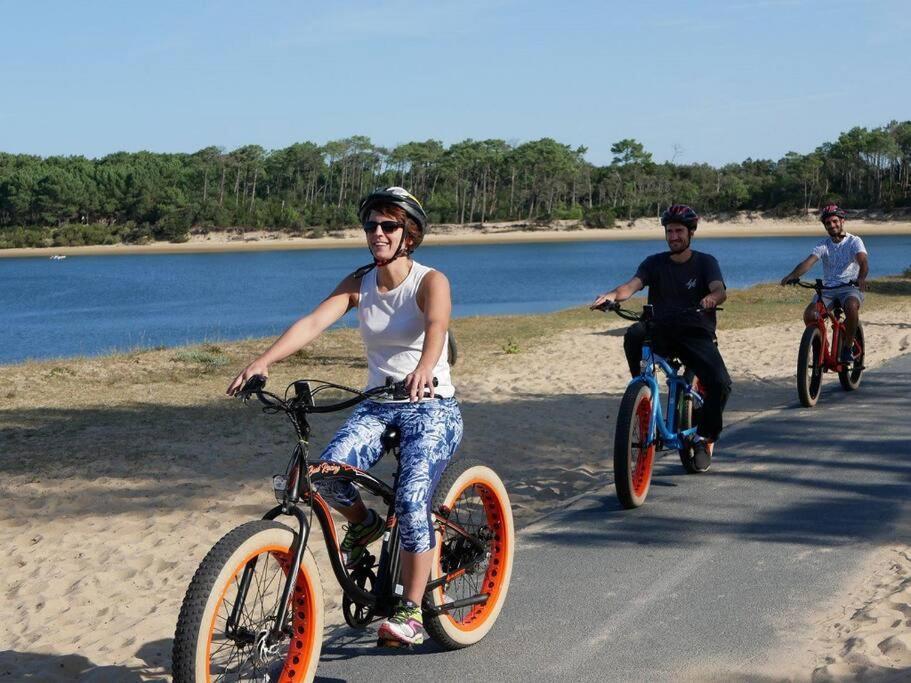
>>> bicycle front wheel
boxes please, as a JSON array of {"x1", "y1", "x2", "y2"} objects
[
  {"x1": 425, "y1": 459, "x2": 514, "y2": 649},
  {"x1": 172, "y1": 520, "x2": 323, "y2": 683},
  {"x1": 614, "y1": 380, "x2": 656, "y2": 508},
  {"x1": 838, "y1": 322, "x2": 865, "y2": 391},
  {"x1": 797, "y1": 326, "x2": 824, "y2": 407}
]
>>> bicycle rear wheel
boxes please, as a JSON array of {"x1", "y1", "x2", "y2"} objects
[
  {"x1": 424, "y1": 459, "x2": 514, "y2": 649},
  {"x1": 677, "y1": 372, "x2": 703, "y2": 474},
  {"x1": 614, "y1": 380, "x2": 656, "y2": 508},
  {"x1": 838, "y1": 322, "x2": 865, "y2": 391},
  {"x1": 797, "y1": 326, "x2": 824, "y2": 407},
  {"x1": 172, "y1": 520, "x2": 323, "y2": 683}
]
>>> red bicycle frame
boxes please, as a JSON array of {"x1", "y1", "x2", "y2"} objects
[{"x1": 806, "y1": 289, "x2": 861, "y2": 372}]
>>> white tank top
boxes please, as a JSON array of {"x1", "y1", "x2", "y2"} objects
[{"x1": 358, "y1": 261, "x2": 455, "y2": 399}]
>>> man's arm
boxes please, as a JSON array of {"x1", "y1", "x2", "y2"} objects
[
  {"x1": 700, "y1": 280, "x2": 726, "y2": 309},
  {"x1": 591, "y1": 276, "x2": 645, "y2": 309},
  {"x1": 855, "y1": 251, "x2": 869, "y2": 291},
  {"x1": 780, "y1": 254, "x2": 819, "y2": 285}
]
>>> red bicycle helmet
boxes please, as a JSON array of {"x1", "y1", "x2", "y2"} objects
[
  {"x1": 819, "y1": 204, "x2": 847, "y2": 222},
  {"x1": 660, "y1": 204, "x2": 699, "y2": 230}
]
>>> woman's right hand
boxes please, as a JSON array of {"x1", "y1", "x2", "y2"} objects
[{"x1": 227, "y1": 360, "x2": 270, "y2": 396}]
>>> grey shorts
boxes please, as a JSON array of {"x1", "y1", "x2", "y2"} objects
[{"x1": 813, "y1": 284, "x2": 864, "y2": 310}]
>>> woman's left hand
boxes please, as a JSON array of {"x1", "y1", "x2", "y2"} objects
[{"x1": 405, "y1": 364, "x2": 436, "y2": 402}]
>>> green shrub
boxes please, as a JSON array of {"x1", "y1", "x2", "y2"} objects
[
  {"x1": 583, "y1": 206, "x2": 617, "y2": 229},
  {"x1": 552, "y1": 205, "x2": 584, "y2": 220}
]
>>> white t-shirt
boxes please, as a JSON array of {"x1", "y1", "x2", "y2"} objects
[{"x1": 811, "y1": 233, "x2": 867, "y2": 287}]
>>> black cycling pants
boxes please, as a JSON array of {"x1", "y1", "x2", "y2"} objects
[{"x1": 623, "y1": 322, "x2": 732, "y2": 442}]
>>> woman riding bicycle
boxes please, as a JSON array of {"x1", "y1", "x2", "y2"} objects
[{"x1": 227, "y1": 186, "x2": 462, "y2": 647}]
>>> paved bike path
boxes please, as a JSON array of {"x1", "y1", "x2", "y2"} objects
[{"x1": 316, "y1": 353, "x2": 911, "y2": 682}]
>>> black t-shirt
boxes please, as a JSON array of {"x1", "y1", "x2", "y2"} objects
[{"x1": 634, "y1": 250, "x2": 725, "y2": 332}]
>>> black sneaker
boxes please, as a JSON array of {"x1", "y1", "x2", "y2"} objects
[
  {"x1": 839, "y1": 345, "x2": 854, "y2": 365},
  {"x1": 692, "y1": 439, "x2": 713, "y2": 473}
]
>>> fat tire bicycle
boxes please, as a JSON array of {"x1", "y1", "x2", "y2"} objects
[
  {"x1": 171, "y1": 376, "x2": 514, "y2": 682},
  {"x1": 597, "y1": 302, "x2": 715, "y2": 508},
  {"x1": 786, "y1": 279, "x2": 865, "y2": 407}
]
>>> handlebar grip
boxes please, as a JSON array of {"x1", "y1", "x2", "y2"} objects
[
  {"x1": 387, "y1": 376, "x2": 439, "y2": 400},
  {"x1": 241, "y1": 374, "x2": 267, "y2": 395}
]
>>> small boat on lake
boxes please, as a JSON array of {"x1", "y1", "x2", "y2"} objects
[{"x1": 49, "y1": 255, "x2": 67, "y2": 260}]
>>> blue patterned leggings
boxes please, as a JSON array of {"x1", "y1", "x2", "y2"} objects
[{"x1": 317, "y1": 398, "x2": 463, "y2": 553}]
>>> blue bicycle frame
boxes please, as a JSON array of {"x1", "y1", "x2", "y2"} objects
[{"x1": 633, "y1": 341, "x2": 701, "y2": 452}]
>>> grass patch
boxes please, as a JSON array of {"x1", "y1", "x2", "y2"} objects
[
  {"x1": 502, "y1": 339, "x2": 520, "y2": 354},
  {"x1": 171, "y1": 348, "x2": 230, "y2": 370},
  {"x1": 47, "y1": 366, "x2": 76, "y2": 378}
]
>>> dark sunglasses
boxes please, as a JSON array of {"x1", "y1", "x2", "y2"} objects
[{"x1": 363, "y1": 220, "x2": 404, "y2": 234}]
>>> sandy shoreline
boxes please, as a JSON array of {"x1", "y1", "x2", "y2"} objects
[
  {"x1": 3, "y1": 216, "x2": 911, "y2": 258},
  {"x1": 1, "y1": 288, "x2": 910, "y2": 680}
]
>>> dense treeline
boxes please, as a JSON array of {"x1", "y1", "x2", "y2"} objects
[{"x1": 1, "y1": 121, "x2": 910, "y2": 248}]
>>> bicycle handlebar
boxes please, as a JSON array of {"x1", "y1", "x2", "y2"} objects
[
  {"x1": 595, "y1": 301, "x2": 722, "y2": 322},
  {"x1": 237, "y1": 375, "x2": 439, "y2": 413},
  {"x1": 787, "y1": 278, "x2": 859, "y2": 291}
]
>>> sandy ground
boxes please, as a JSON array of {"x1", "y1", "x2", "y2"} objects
[
  {"x1": 809, "y1": 545, "x2": 911, "y2": 681},
  {"x1": 2, "y1": 215, "x2": 911, "y2": 259},
  {"x1": 1, "y1": 302, "x2": 910, "y2": 680}
]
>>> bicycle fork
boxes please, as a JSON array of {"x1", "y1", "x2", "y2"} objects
[{"x1": 224, "y1": 505, "x2": 312, "y2": 648}]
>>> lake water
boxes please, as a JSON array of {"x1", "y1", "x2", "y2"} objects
[{"x1": 2, "y1": 234, "x2": 909, "y2": 364}]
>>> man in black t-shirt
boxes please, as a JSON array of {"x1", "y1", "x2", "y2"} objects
[{"x1": 591, "y1": 204, "x2": 732, "y2": 472}]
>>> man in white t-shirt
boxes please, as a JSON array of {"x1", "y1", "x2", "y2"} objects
[{"x1": 780, "y1": 204, "x2": 869, "y2": 363}]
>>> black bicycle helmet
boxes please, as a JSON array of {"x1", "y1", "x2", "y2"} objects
[
  {"x1": 660, "y1": 204, "x2": 699, "y2": 230},
  {"x1": 819, "y1": 203, "x2": 847, "y2": 222},
  {"x1": 354, "y1": 187, "x2": 429, "y2": 278}
]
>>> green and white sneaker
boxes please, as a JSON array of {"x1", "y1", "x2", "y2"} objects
[
  {"x1": 340, "y1": 509, "x2": 384, "y2": 568},
  {"x1": 378, "y1": 600, "x2": 425, "y2": 646}
]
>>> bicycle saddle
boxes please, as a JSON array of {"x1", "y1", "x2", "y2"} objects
[{"x1": 380, "y1": 425, "x2": 401, "y2": 451}]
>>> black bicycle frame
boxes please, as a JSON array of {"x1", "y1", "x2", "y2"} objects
[{"x1": 226, "y1": 440, "x2": 489, "y2": 644}]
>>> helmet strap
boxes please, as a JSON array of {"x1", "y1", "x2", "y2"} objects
[{"x1": 354, "y1": 230, "x2": 410, "y2": 279}]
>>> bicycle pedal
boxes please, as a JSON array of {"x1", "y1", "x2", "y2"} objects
[{"x1": 376, "y1": 637, "x2": 409, "y2": 649}]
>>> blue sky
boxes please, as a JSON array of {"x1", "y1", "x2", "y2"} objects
[{"x1": 1, "y1": 0, "x2": 907, "y2": 165}]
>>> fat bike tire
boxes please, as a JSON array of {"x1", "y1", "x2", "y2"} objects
[
  {"x1": 838, "y1": 323, "x2": 865, "y2": 391},
  {"x1": 424, "y1": 459, "x2": 514, "y2": 650},
  {"x1": 797, "y1": 326, "x2": 824, "y2": 407},
  {"x1": 614, "y1": 380, "x2": 656, "y2": 508},
  {"x1": 172, "y1": 520, "x2": 323, "y2": 683}
]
